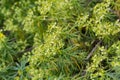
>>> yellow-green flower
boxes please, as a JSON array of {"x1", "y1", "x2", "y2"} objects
[
  {"x1": 14, "y1": 76, "x2": 20, "y2": 80},
  {"x1": 0, "y1": 32, "x2": 5, "y2": 39}
]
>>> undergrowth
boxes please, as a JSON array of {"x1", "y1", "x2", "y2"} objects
[{"x1": 0, "y1": 0, "x2": 120, "y2": 80}]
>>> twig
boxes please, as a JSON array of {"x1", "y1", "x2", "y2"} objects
[
  {"x1": 18, "y1": 47, "x2": 33, "y2": 56},
  {"x1": 86, "y1": 40, "x2": 102, "y2": 60},
  {"x1": 8, "y1": 38, "x2": 16, "y2": 42},
  {"x1": 13, "y1": 46, "x2": 34, "y2": 63},
  {"x1": 81, "y1": 40, "x2": 102, "y2": 76}
]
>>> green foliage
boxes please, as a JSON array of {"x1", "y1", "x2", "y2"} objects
[{"x1": 0, "y1": 0, "x2": 120, "y2": 80}]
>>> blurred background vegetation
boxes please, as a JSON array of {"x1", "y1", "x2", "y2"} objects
[{"x1": 0, "y1": 0, "x2": 120, "y2": 80}]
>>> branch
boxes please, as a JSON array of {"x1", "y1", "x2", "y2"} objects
[
  {"x1": 17, "y1": 46, "x2": 34, "y2": 58},
  {"x1": 86, "y1": 40, "x2": 102, "y2": 60}
]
